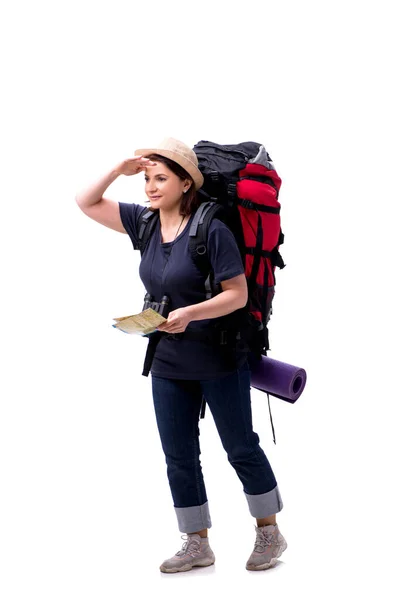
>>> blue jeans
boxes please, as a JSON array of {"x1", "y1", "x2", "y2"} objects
[{"x1": 151, "y1": 360, "x2": 283, "y2": 533}]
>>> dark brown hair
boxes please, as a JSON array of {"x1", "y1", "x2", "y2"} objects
[{"x1": 144, "y1": 153, "x2": 202, "y2": 216}]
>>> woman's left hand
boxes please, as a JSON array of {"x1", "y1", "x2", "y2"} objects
[{"x1": 156, "y1": 307, "x2": 192, "y2": 334}]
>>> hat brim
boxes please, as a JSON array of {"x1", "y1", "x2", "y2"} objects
[{"x1": 134, "y1": 147, "x2": 204, "y2": 191}]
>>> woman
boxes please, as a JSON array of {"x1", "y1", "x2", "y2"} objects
[{"x1": 75, "y1": 137, "x2": 287, "y2": 573}]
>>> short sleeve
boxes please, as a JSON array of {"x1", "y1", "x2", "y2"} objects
[
  {"x1": 118, "y1": 202, "x2": 147, "y2": 247},
  {"x1": 207, "y1": 219, "x2": 245, "y2": 283}
]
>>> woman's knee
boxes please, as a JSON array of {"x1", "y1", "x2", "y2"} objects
[{"x1": 225, "y1": 435, "x2": 263, "y2": 464}]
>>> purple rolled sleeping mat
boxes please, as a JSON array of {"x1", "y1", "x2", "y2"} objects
[{"x1": 249, "y1": 355, "x2": 307, "y2": 404}]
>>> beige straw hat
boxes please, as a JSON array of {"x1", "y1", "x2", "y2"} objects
[{"x1": 134, "y1": 137, "x2": 204, "y2": 190}]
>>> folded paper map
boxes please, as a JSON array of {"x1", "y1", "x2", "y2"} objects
[{"x1": 112, "y1": 308, "x2": 167, "y2": 335}]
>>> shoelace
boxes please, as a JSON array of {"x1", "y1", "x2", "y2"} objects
[
  {"x1": 175, "y1": 535, "x2": 201, "y2": 557},
  {"x1": 254, "y1": 530, "x2": 275, "y2": 553}
]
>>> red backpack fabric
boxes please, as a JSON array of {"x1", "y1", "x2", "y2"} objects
[{"x1": 237, "y1": 161, "x2": 284, "y2": 324}]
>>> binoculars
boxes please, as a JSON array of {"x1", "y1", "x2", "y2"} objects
[{"x1": 143, "y1": 293, "x2": 171, "y2": 318}]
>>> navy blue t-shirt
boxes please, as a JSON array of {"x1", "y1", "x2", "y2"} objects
[{"x1": 119, "y1": 202, "x2": 247, "y2": 379}]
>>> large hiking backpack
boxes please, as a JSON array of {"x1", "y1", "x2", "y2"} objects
[
  {"x1": 134, "y1": 140, "x2": 285, "y2": 375},
  {"x1": 190, "y1": 140, "x2": 285, "y2": 357}
]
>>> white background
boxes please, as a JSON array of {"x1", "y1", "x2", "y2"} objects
[{"x1": 1, "y1": 0, "x2": 399, "y2": 598}]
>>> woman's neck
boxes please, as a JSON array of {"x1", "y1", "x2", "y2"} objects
[
  {"x1": 159, "y1": 208, "x2": 187, "y2": 230},
  {"x1": 159, "y1": 209, "x2": 189, "y2": 243}
]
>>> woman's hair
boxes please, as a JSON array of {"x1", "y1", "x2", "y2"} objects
[{"x1": 145, "y1": 153, "x2": 202, "y2": 216}]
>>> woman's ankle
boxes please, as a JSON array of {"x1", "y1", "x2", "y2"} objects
[
  {"x1": 256, "y1": 515, "x2": 277, "y2": 527},
  {"x1": 188, "y1": 528, "x2": 208, "y2": 538}
]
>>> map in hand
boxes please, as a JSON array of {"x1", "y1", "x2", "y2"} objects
[{"x1": 112, "y1": 308, "x2": 167, "y2": 335}]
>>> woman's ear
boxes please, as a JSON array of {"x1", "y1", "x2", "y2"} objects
[{"x1": 183, "y1": 180, "x2": 192, "y2": 193}]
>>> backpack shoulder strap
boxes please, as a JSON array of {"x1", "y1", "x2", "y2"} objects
[
  {"x1": 133, "y1": 208, "x2": 159, "y2": 254},
  {"x1": 188, "y1": 201, "x2": 225, "y2": 272},
  {"x1": 188, "y1": 202, "x2": 226, "y2": 298}
]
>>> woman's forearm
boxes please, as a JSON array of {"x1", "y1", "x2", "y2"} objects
[
  {"x1": 75, "y1": 168, "x2": 121, "y2": 209},
  {"x1": 187, "y1": 289, "x2": 247, "y2": 322}
]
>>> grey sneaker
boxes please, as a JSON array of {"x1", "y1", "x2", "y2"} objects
[
  {"x1": 246, "y1": 524, "x2": 287, "y2": 571},
  {"x1": 160, "y1": 534, "x2": 215, "y2": 573}
]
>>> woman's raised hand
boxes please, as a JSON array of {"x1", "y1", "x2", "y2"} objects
[{"x1": 115, "y1": 156, "x2": 157, "y2": 176}]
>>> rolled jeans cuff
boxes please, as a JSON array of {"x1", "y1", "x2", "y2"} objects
[
  {"x1": 245, "y1": 486, "x2": 283, "y2": 518},
  {"x1": 174, "y1": 501, "x2": 212, "y2": 533}
]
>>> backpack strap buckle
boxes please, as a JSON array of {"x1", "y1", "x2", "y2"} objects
[
  {"x1": 227, "y1": 182, "x2": 237, "y2": 197},
  {"x1": 210, "y1": 171, "x2": 219, "y2": 183},
  {"x1": 240, "y1": 198, "x2": 253, "y2": 209}
]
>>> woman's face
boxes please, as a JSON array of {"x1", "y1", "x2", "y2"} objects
[{"x1": 144, "y1": 161, "x2": 190, "y2": 212}]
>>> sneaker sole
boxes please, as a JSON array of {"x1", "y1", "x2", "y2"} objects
[
  {"x1": 246, "y1": 540, "x2": 288, "y2": 571},
  {"x1": 160, "y1": 558, "x2": 215, "y2": 574}
]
